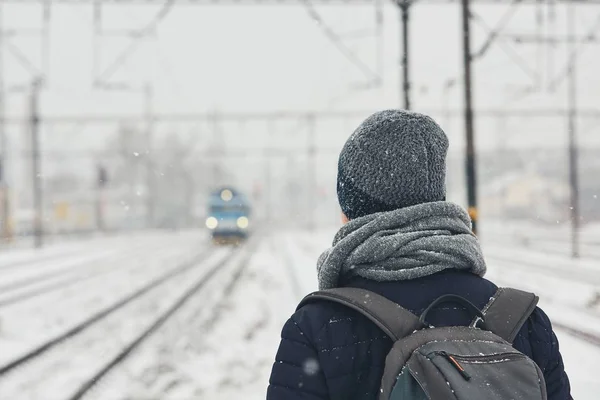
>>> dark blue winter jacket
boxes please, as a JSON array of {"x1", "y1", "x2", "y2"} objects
[{"x1": 267, "y1": 269, "x2": 571, "y2": 400}]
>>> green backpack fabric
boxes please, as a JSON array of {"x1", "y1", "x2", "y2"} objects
[{"x1": 298, "y1": 287, "x2": 547, "y2": 400}]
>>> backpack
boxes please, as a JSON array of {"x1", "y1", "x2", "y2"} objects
[{"x1": 298, "y1": 287, "x2": 547, "y2": 400}]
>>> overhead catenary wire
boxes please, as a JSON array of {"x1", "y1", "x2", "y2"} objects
[
  {"x1": 2, "y1": 0, "x2": 600, "y2": 4},
  {"x1": 437, "y1": 0, "x2": 535, "y2": 108},
  {"x1": 3, "y1": 107, "x2": 600, "y2": 125},
  {"x1": 471, "y1": 0, "x2": 524, "y2": 60},
  {"x1": 299, "y1": 0, "x2": 381, "y2": 83},
  {"x1": 503, "y1": 33, "x2": 600, "y2": 44},
  {"x1": 95, "y1": 0, "x2": 176, "y2": 85},
  {"x1": 495, "y1": 10, "x2": 600, "y2": 104},
  {"x1": 470, "y1": 11, "x2": 539, "y2": 81},
  {"x1": 547, "y1": 12, "x2": 600, "y2": 90},
  {"x1": 4, "y1": 41, "x2": 42, "y2": 77}
]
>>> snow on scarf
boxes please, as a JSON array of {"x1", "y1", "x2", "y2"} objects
[{"x1": 317, "y1": 201, "x2": 487, "y2": 290}]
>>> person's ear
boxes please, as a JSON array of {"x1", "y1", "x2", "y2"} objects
[{"x1": 341, "y1": 213, "x2": 349, "y2": 225}]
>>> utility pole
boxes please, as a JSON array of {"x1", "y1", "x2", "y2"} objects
[
  {"x1": 443, "y1": 79, "x2": 456, "y2": 129},
  {"x1": 96, "y1": 164, "x2": 107, "y2": 231},
  {"x1": 461, "y1": 0, "x2": 478, "y2": 235},
  {"x1": 210, "y1": 112, "x2": 224, "y2": 188},
  {"x1": 42, "y1": 0, "x2": 51, "y2": 78},
  {"x1": 375, "y1": 0, "x2": 384, "y2": 82},
  {"x1": 93, "y1": 0, "x2": 102, "y2": 84},
  {"x1": 31, "y1": 77, "x2": 43, "y2": 248},
  {"x1": 184, "y1": 170, "x2": 194, "y2": 228},
  {"x1": 307, "y1": 115, "x2": 317, "y2": 231},
  {"x1": 0, "y1": 1, "x2": 10, "y2": 243},
  {"x1": 399, "y1": 0, "x2": 411, "y2": 109},
  {"x1": 144, "y1": 83, "x2": 154, "y2": 229},
  {"x1": 264, "y1": 120, "x2": 273, "y2": 223},
  {"x1": 567, "y1": 4, "x2": 580, "y2": 258}
]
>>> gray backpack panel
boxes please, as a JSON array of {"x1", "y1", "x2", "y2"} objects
[
  {"x1": 478, "y1": 287, "x2": 540, "y2": 342},
  {"x1": 380, "y1": 327, "x2": 511, "y2": 397},
  {"x1": 387, "y1": 329, "x2": 547, "y2": 400},
  {"x1": 300, "y1": 287, "x2": 424, "y2": 340},
  {"x1": 298, "y1": 287, "x2": 547, "y2": 400}
]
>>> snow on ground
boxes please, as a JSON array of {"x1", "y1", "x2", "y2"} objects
[
  {"x1": 91, "y1": 227, "x2": 595, "y2": 399},
  {"x1": 0, "y1": 231, "x2": 207, "y2": 366},
  {"x1": 0, "y1": 226, "x2": 598, "y2": 399},
  {"x1": 482, "y1": 220, "x2": 600, "y2": 241},
  {"x1": 485, "y1": 234, "x2": 600, "y2": 259},
  {"x1": 481, "y1": 220, "x2": 600, "y2": 258},
  {"x1": 555, "y1": 333, "x2": 600, "y2": 399},
  {"x1": 86, "y1": 234, "x2": 297, "y2": 400},
  {"x1": 0, "y1": 246, "x2": 231, "y2": 400},
  {"x1": 285, "y1": 227, "x2": 600, "y2": 400},
  {"x1": 0, "y1": 234, "x2": 192, "y2": 302},
  {"x1": 0, "y1": 232, "x2": 166, "y2": 268}
]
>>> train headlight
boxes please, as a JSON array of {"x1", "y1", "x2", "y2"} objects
[
  {"x1": 206, "y1": 217, "x2": 219, "y2": 230},
  {"x1": 237, "y1": 216, "x2": 249, "y2": 229},
  {"x1": 221, "y1": 189, "x2": 233, "y2": 202}
]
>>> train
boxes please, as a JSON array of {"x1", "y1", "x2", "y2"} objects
[{"x1": 205, "y1": 187, "x2": 252, "y2": 244}]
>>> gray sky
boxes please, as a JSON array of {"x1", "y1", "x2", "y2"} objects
[
  {"x1": 2, "y1": 2, "x2": 600, "y2": 190},
  {"x1": 2, "y1": 3, "x2": 599, "y2": 113},
  {"x1": 1, "y1": 1, "x2": 599, "y2": 222}
]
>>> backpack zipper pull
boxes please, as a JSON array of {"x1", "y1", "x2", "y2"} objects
[{"x1": 441, "y1": 352, "x2": 471, "y2": 381}]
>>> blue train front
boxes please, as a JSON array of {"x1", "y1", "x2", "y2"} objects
[{"x1": 205, "y1": 187, "x2": 252, "y2": 244}]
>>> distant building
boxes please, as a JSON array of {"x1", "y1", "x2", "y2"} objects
[{"x1": 481, "y1": 171, "x2": 569, "y2": 223}]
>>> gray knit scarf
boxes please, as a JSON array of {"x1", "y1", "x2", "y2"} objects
[{"x1": 317, "y1": 201, "x2": 487, "y2": 290}]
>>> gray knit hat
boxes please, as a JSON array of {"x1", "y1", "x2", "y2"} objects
[{"x1": 337, "y1": 109, "x2": 449, "y2": 220}]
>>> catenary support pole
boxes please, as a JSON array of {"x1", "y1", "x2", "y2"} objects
[
  {"x1": 400, "y1": 0, "x2": 411, "y2": 109},
  {"x1": 31, "y1": 78, "x2": 43, "y2": 248},
  {"x1": 567, "y1": 3, "x2": 580, "y2": 258},
  {"x1": 461, "y1": 0, "x2": 478, "y2": 234}
]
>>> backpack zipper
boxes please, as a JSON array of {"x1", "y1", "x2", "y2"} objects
[
  {"x1": 451, "y1": 352, "x2": 526, "y2": 363},
  {"x1": 437, "y1": 351, "x2": 471, "y2": 381}
]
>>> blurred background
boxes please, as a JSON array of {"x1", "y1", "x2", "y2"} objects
[{"x1": 0, "y1": 0, "x2": 598, "y2": 399}]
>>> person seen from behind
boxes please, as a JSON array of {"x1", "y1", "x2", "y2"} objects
[{"x1": 266, "y1": 109, "x2": 571, "y2": 400}]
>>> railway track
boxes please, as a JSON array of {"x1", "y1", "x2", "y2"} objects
[
  {"x1": 489, "y1": 265, "x2": 600, "y2": 348},
  {"x1": 484, "y1": 231, "x2": 600, "y2": 245},
  {"x1": 0, "y1": 242, "x2": 202, "y2": 309},
  {"x1": 0, "y1": 247, "x2": 215, "y2": 375},
  {"x1": 0, "y1": 242, "x2": 253, "y2": 399},
  {"x1": 485, "y1": 252, "x2": 600, "y2": 286},
  {"x1": 554, "y1": 323, "x2": 600, "y2": 347},
  {"x1": 295, "y1": 235, "x2": 600, "y2": 350},
  {"x1": 0, "y1": 236, "x2": 134, "y2": 272},
  {"x1": 0, "y1": 232, "x2": 196, "y2": 273},
  {"x1": 0, "y1": 251, "x2": 115, "y2": 274},
  {"x1": 485, "y1": 233, "x2": 600, "y2": 260},
  {"x1": 70, "y1": 242, "x2": 255, "y2": 400},
  {"x1": 0, "y1": 241, "x2": 164, "y2": 297},
  {"x1": 273, "y1": 236, "x2": 303, "y2": 300}
]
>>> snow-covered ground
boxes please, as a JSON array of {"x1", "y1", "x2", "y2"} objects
[
  {"x1": 481, "y1": 220, "x2": 600, "y2": 259},
  {"x1": 86, "y1": 235, "x2": 290, "y2": 400},
  {"x1": 0, "y1": 227, "x2": 598, "y2": 399},
  {"x1": 0, "y1": 231, "x2": 208, "y2": 366},
  {"x1": 284, "y1": 227, "x2": 600, "y2": 400}
]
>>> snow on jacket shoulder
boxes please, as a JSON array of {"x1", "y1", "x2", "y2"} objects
[{"x1": 267, "y1": 269, "x2": 571, "y2": 400}]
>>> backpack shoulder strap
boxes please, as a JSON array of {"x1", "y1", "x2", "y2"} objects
[
  {"x1": 478, "y1": 287, "x2": 539, "y2": 343},
  {"x1": 298, "y1": 287, "x2": 424, "y2": 341}
]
